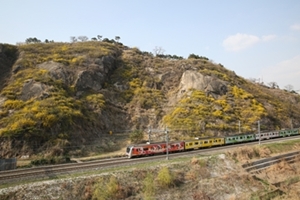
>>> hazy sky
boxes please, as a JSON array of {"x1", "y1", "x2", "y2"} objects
[{"x1": 1, "y1": 0, "x2": 300, "y2": 91}]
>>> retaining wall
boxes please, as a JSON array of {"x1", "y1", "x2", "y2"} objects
[{"x1": 0, "y1": 158, "x2": 17, "y2": 171}]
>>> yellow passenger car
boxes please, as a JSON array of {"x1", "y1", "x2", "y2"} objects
[{"x1": 184, "y1": 137, "x2": 225, "y2": 150}]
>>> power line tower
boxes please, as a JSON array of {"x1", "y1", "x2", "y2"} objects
[{"x1": 147, "y1": 126, "x2": 170, "y2": 160}]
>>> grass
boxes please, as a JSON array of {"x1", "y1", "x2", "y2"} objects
[{"x1": 264, "y1": 139, "x2": 300, "y2": 153}]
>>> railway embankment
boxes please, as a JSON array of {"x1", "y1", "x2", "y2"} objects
[{"x1": 1, "y1": 140, "x2": 300, "y2": 199}]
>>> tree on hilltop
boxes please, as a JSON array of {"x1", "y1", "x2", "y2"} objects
[
  {"x1": 97, "y1": 35, "x2": 102, "y2": 41},
  {"x1": 285, "y1": 84, "x2": 294, "y2": 92},
  {"x1": 70, "y1": 36, "x2": 77, "y2": 43},
  {"x1": 268, "y1": 82, "x2": 279, "y2": 89},
  {"x1": 25, "y1": 37, "x2": 41, "y2": 44},
  {"x1": 188, "y1": 54, "x2": 209, "y2": 60},
  {"x1": 78, "y1": 36, "x2": 88, "y2": 42},
  {"x1": 153, "y1": 46, "x2": 165, "y2": 56},
  {"x1": 115, "y1": 36, "x2": 120, "y2": 42}
]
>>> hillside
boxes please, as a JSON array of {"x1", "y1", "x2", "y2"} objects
[{"x1": 0, "y1": 41, "x2": 299, "y2": 159}]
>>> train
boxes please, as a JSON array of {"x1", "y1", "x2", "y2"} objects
[{"x1": 125, "y1": 128, "x2": 299, "y2": 158}]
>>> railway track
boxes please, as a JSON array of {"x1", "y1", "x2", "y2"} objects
[
  {"x1": 1, "y1": 135, "x2": 300, "y2": 185},
  {"x1": 0, "y1": 155, "x2": 172, "y2": 185},
  {"x1": 0, "y1": 157, "x2": 128, "y2": 184},
  {"x1": 242, "y1": 151, "x2": 300, "y2": 173}
]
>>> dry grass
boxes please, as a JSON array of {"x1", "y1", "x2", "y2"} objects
[{"x1": 226, "y1": 145, "x2": 272, "y2": 164}]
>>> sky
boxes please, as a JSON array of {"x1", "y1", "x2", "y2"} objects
[{"x1": 1, "y1": 0, "x2": 300, "y2": 91}]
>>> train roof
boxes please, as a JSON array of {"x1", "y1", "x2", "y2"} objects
[
  {"x1": 225, "y1": 133, "x2": 255, "y2": 137},
  {"x1": 193, "y1": 136, "x2": 224, "y2": 140},
  {"x1": 127, "y1": 140, "x2": 184, "y2": 147}
]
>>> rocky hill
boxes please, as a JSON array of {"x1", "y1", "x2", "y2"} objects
[{"x1": 0, "y1": 42, "x2": 299, "y2": 158}]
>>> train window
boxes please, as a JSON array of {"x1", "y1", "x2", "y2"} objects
[
  {"x1": 195, "y1": 142, "x2": 199, "y2": 145},
  {"x1": 210, "y1": 140, "x2": 212, "y2": 143},
  {"x1": 144, "y1": 148, "x2": 148, "y2": 151},
  {"x1": 189, "y1": 143, "x2": 193, "y2": 146},
  {"x1": 204, "y1": 141, "x2": 208, "y2": 144}
]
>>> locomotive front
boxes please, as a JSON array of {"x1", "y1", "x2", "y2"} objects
[{"x1": 126, "y1": 145, "x2": 134, "y2": 158}]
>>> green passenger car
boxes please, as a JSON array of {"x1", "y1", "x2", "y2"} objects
[
  {"x1": 279, "y1": 129, "x2": 299, "y2": 137},
  {"x1": 225, "y1": 133, "x2": 256, "y2": 145}
]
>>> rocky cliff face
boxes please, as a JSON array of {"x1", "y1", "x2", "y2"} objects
[
  {"x1": 24, "y1": 55, "x2": 118, "y2": 99},
  {"x1": 0, "y1": 44, "x2": 18, "y2": 91}
]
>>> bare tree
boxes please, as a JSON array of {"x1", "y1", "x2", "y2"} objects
[
  {"x1": 70, "y1": 36, "x2": 77, "y2": 43},
  {"x1": 248, "y1": 78, "x2": 258, "y2": 83},
  {"x1": 153, "y1": 46, "x2": 165, "y2": 56},
  {"x1": 285, "y1": 84, "x2": 294, "y2": 91},
  {"x1": 97, "y1": 35, "x2": 102, "y2": 41},
  {"x1": 78, "y1": 36, "x2": 88, "y2": 42},
  {"x1": 268, "y1": 82, "x2": 279, "y2": 89}
]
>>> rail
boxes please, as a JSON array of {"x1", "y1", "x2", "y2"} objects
[{"x1": 242, "y1": 151, "x2": 300, "y2": 173}]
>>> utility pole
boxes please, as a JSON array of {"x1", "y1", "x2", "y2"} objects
[
  {"x1": 258, "y1": 120, "x2": 261, "y2": 145},
  {"x1": 165, "y1": 126, "x2": 169, "y2": 160},
  {"x1": 148, "y1": 126, "x2": 152, "y2": 143}
]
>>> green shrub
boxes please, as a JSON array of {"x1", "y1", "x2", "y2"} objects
[
  {"x1": 156, "y1": 167, "x2": 174, "y2": 188},
  {"x1": 130, "y1": 130, "x2": 144, "y2": 143},
  {"x1": 143, "y1": 172, "x2": 156, "y2": 199},
  {"x1": 30, "y1": 156, "x2": 71, "y2": 166},
  {"x1": 92, "y1": 176, "x2": 125, "y2": 200}
]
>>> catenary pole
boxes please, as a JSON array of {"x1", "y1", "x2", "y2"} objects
[
  {"x1": 258, "y1": 121, "x2": 261, "y2": 145},
  {"x1": 148, "y1": 126, "x2": 151, "y2": 143},
  {"x1": 165, "y1": 126, "x2": 169, "y2": 160}
]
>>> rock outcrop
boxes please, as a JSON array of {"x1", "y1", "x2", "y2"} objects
[
  {"x1": 178, "y1": 70, "x2": 227, "y2": 98},
  {"x1": 25, "y1": 55, "x2": 118, "y2": 98},
  {"x1": 74, "y1": 56, "x2": 117, "y2": 95},
  {"x1": 20, "y1": 79, "x2": 50, "y2": 101},
  {"x1": 37, "y1": 61, "x2": 73, "y2": 85}
]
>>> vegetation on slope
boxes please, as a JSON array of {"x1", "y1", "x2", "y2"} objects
[
  {"x1": 163, "y1": 85, "x2": 267, "y2": 137},
  {"x1": 0, "y1": 42, "x2": 120, "y2": 156},
  {"x1": 0, "y1": 40, "x2": 299, "y2": 158}
]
